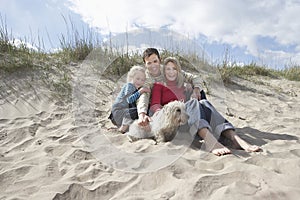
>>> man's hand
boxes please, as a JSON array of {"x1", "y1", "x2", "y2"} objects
[
  {"x1": 138, "y1": 112, "x2": 151, "y2": 126},
  {"x1": 190, "y1": 87, "x2": 201, "y2": 100}
]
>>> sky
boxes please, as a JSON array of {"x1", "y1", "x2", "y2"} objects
[{"x1": 1, "y1": 0, "x2": 300, "y2": 69}]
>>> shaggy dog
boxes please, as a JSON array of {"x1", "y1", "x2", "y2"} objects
[{"x1": 126, "y1": 100, "x2": 189, "y2": 143}]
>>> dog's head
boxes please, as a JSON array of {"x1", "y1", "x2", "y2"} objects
[{"x1": 163, "y1": 100, "x2": 189, "y2": 126}]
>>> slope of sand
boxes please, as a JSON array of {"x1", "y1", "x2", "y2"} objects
[{"x1": 1, "y1": 64, "x2": 300, "y2": 200}]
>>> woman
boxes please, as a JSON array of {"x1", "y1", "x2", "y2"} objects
[{"x1": 150, "y1": 57, "x2": 261, "y2": 156}]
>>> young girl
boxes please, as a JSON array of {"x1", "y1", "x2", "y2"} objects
[
  {"x1": 109, "y1": 65, "x2": 150, "y2": 133},
  {"x1": 150, "y1": 57, "x2": 261, "y2": 156}
]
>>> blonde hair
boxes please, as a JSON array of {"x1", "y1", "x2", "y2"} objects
[
  {"x1": 163, "y1": 57, "x2": 184, "y2": 88},
  {"x1": 127, "y1": 65, "x2": 146, "y2": 82}
]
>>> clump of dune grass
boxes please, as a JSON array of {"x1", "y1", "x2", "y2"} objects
[
  {"x1": 0, "y1": 15, "x2": 72, "y2": 99},
  {"x1": 216, "y1": 47, "x2": 300, "y2": 83},
  {"x1": 218, "y1": 62, "x2": 281, "y2": 84},
  {"x1": 218, "y1": 61, "x2": 300, "y2": 84},
  {"x1": 281, "y1": 65, "x2": 300, "y2": 81},
  {"x1": 0, "y1": 24, "x2": 39, "y2": 72},
  {"x1": 58, "y1": 15, "x2": 101, "y2": 62},
  {"x1": 1, "y1": 12, "x2": 299, "y2": 103}
]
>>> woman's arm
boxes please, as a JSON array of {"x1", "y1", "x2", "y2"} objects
[
  {"x1": 182, "y1": 70, "x2": 203, "y2": 89},
  {"x1": 149, "y1": 83, "x2": 163, "y2": 113},
  {"x1": 182, "y1": 70, "x2": 206, "y2": 100}
]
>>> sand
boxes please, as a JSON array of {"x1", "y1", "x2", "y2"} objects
[{"x1": 1, "y1": 63, "x2": 300, "y2": 200}]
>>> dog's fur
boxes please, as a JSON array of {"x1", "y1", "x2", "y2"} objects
[{"x1": 127, "y1": 100, "x2": 189, "y2": 143}]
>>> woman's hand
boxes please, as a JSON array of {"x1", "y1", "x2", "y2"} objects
[
  {"x1": 190, "y1": 87, "x2": 201, "y2": 100},
  {"x1": 185, "y1": 83, "x2": 193, "y2": 93}
]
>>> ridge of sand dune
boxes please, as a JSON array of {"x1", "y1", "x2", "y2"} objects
[{"x1": 1, "y1": 64, "x2": 300, "y2": 200}]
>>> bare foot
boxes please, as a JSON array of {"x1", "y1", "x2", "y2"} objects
[
  {"x1": 223, "y1": 130, "x2": 262, "y2": 152},
  {"x1": 211, "y1": 143, "x2": 231, "y2": 156},
  {"x1": 198, "y1": 128, "x2": 231, "y2": 156},
  {"x1": 118, "y1": 125, "x2": 129, "y2": 134},
  {"x1": 244, "y1": 145, "x2": 261, "y2": 152}
]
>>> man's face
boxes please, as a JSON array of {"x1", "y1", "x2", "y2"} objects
[{"x1": 144, "y1": 54, "x2": 161, "y2": 77}]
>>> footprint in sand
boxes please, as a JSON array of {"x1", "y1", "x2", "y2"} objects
[
  {"x1": 0, "y1": 166, "x2": 33, "y2": 192},
  {"x1": 58, "y1": 134, "x2": 78, "y2": 144},
  {"x1": 0, "y1": 130, "x2": 8, "y2": 140},
  {"x1": 62, "y1": 149, "x2": 94, "y2": 166},
  {"x1": 290, "y1": 149, "x2": 300, "y2": 157},
  {"x1": 192, "y1": 171, "x2": 259, "y2": 198},
  {"x1": 28, "y1": 123, "x2": 40, "y2": 136},
  {"x1": 45, "y1": 160, "x2": 61, "y2": 177}
]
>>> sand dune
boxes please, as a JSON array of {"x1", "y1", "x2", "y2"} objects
[{"x1": 1, "y1": 63, "x2": 300, "y2": 200}]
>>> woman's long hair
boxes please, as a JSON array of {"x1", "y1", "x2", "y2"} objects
[{"x1": 163, "y1": 57, "x2": 184, "y2": 88}]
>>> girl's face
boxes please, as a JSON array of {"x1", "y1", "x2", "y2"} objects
[
  {"x1": 132, "y1": 71, "x2": 146, "y2": 89},
  {"x1": 164, "y1": 61, "x2": 178, "y2": 82}
]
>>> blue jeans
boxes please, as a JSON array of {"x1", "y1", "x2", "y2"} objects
[{"x1": 184, "y1": 99, "x2": 235, "y2": 140}]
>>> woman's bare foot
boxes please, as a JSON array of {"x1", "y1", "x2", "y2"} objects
[
  {"x1": 243, "y1": 145, "x2": 261, "y2": 152},
  {"x1": 223, "y1": 130, "x2": 261, "y2": 152},
  {"x1": 198, "y1": 128, "x2": 231, "y2": 156}
]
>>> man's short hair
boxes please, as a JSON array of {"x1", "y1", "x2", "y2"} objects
[{"x1": 142, "y1": 48, "x2": 161, "y2": 63}]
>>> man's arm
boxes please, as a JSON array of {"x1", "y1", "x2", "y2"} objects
[
  {"x1": 136, "y1": 92, "x2": 152, "y2": 126},
  {"x1": 137, "y1": 92, "x2": 150, "y2": 115},
  {"x1": 136, "y1": 77, "x2": 154, "y2": 126}
]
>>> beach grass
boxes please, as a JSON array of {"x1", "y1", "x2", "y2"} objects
[{"x1": 1, "y1": 17, "x2": 299, "y2": 97}]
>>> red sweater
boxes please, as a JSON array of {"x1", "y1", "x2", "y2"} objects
[{"x1": 150, "y1": 81, "x2": 186, "y2": 113}]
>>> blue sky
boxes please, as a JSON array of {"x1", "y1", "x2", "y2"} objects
[{"x1": 1, "y1": 0, "x2": 300, "y2": 69}]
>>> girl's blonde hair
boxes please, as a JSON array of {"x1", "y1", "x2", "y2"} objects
[
  {"x1": 163, "y1": 57, "x2": 184, "y2": 88},
  {"x1": 127, "y1": 65, "x2": 146, "y2": 82}
]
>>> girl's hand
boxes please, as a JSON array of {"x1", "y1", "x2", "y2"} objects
[{"x1": 139, "y1": 87, "x2": 151, "y2": 94}]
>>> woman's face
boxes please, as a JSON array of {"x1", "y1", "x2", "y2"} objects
[{"x1": 164, "y1": 61, "x2": 178, "y2": 81}]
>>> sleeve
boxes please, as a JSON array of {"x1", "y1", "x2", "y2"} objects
[
  {"x1": 122, "y1": 83, "x2": 138, "y2": 104},
  {"x1": 149, "y1": 83, "x2": 163, "y2": 113},
  {"x1": 136, "y1": 76, "x2": 155, "y2": 114},
  {"x1": 137, "y1": 92, "x2": 150, "y2": 114},
  {"x1": 127, "y1": 90, "x2": 141, "y2": 104},
  {"x1": 182, "y1": 70, "x2": 204, "y2": 91}
]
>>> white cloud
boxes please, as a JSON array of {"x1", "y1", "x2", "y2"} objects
[
  {"x1": 9, "y1": 39, "x2": 38, "y2": 51},
  {"x1": 261, "y1": 49, "x2": 300, "y2": 68},
  {"x1": 66, "y1": 0, "x2": 300, "y2": 67}
]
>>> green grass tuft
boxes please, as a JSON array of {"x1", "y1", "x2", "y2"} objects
[{"x1": 1, "y1": 14, "x2": 299, "y2": 102}]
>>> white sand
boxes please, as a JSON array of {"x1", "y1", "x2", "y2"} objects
[{"x1": 1, "y1": 64, "x2": 300, "y2": 200}]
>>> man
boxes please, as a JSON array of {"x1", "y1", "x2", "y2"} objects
[{"x1": 137, "y1": 48, "x2": 206, "y2": 126}]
